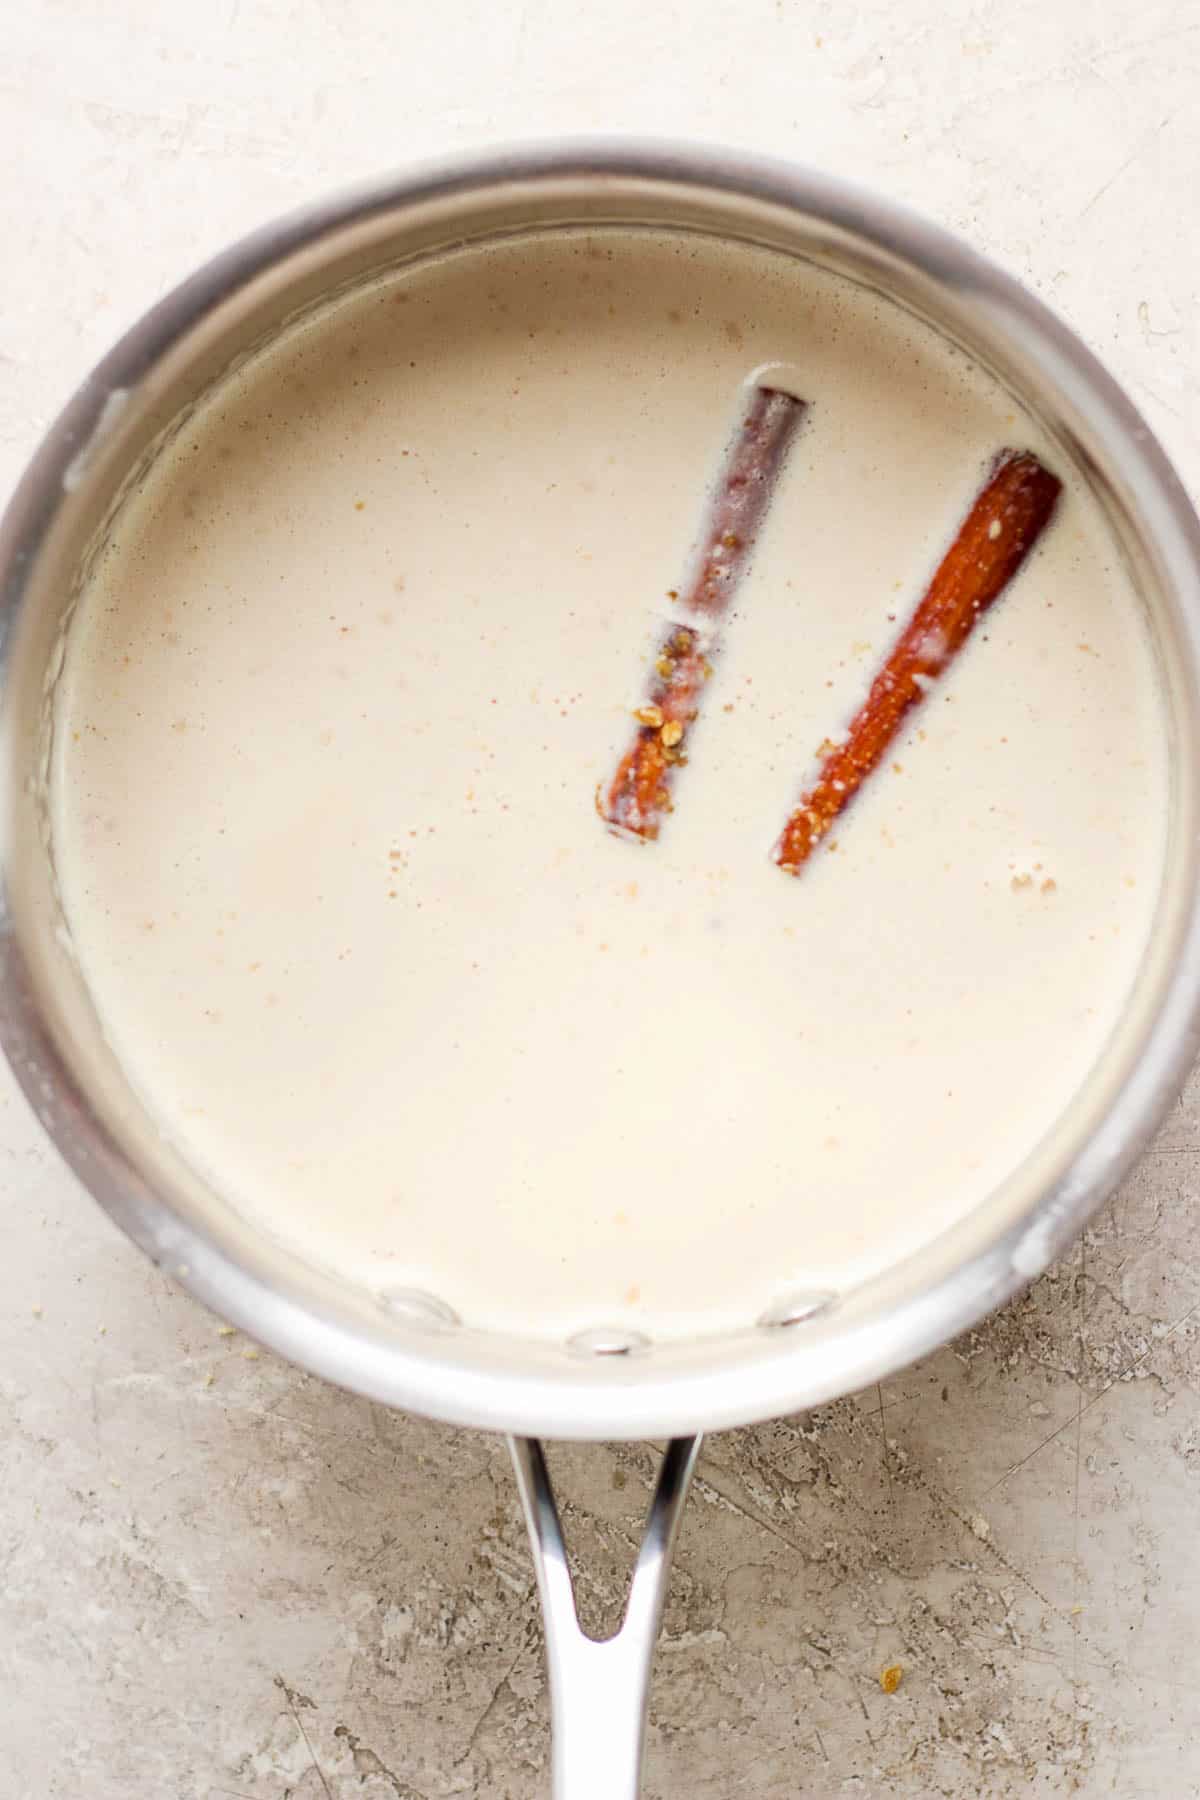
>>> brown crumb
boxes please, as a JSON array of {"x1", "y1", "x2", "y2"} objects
[
  {"x1": 635, "y1": 703, "x2": 664, "y2": 729},
  {"x1": 661, "y1": 720, "x2": 684, "y2": 748},
  {"x1": 656, "y1": 655, "x2": 675, "y2": 679},
  {"x1": 1011, "y1": 872, "x2": 1033, "y2": 891},
  {"x1": 880, "y1": 1663, "x2": 903, "y2": 1695},
  {"x1": 1041, "y1": 877, "x2": 1057, "y2": 894}
]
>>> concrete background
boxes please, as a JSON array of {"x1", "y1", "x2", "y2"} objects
[{"x1": 3, "y1": 0, "x2": 1199, "y2": 1793}]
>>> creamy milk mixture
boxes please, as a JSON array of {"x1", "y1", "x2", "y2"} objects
[{"x1": 51, "y1": 231, "x2": 1167, "y2": 1340}]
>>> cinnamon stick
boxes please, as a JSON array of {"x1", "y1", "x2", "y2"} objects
[
  {"x1": 598, "y1": 386, "x2": 805, "y2": 841},
  {"x1": 775, "y1": 449, "x2": 1061, "y2": 874}
]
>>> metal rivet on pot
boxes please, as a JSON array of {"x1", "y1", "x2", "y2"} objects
[
  {"x1": 378, "y1": 1286, "x2": 461, "y2": 1331},
  {"x1": 567, "y1": 1326, "x2": 651, "y2": 1358},
  {"x1": 758, "y1": 1289, "x2": 837, "y2": 1329}
]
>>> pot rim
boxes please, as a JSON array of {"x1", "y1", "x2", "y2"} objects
[{"x1": 4, "y1": 137, "x2": 1200, "y2": 1439}]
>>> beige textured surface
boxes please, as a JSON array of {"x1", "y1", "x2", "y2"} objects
[{"x1": 3, "y1": 1, "x2": 1200, "y2": 1795}]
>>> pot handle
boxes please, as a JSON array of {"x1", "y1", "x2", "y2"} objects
[{"x1": 509, "y1": 1435, "x2": 702, "y2": 1800}]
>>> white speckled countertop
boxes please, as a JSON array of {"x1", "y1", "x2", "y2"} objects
[{"x1": 3, "y1": 3, "x2": 1200, "y2": 1795}]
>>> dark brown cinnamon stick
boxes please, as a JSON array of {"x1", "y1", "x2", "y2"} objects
[
  {"x1": 774, "y1": 449, "x2": 1061, "y2": 874},
  {"x1": 598, "y1": 386, "x2": 805, "y2": 841}
]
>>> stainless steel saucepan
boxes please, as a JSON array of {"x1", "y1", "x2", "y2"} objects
[{"x1": 3, "y1": 144, "x2": 1200, "y2": 1797}]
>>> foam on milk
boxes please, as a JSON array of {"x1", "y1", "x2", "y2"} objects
[{"x1": 49, "y1": 230, "x2": 1168, "y2": 1340}]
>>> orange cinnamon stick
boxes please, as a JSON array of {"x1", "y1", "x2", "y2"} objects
[
  {"x1": 775, "y1": 449, "x2": 1061, "y2": 875},
  {"x1": 599, "y1": 386, "x2": 805, "y2": 840}
]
